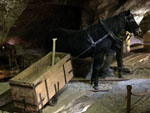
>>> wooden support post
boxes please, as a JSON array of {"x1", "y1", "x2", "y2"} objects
[{"x1": 127, "y1": 85, "x2": 132, "y2": 113}]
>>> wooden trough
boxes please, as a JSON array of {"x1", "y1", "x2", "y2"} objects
[{"x1": 9, "y1": 52, "x2": 73, "y2": 112}]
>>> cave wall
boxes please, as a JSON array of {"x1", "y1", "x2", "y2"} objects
[
  {"x1": 140, "y1": 14, "x2": 150, "y2": 36},
  {"x1": 0, "y1": 0, "x2": 150, "y2": 46},
  {"x1": 0, "y1": 0, "x2": 29, "y2": 43},
  {"x1": 5, "y1": 2, "x2": 82, "y2": 49}
]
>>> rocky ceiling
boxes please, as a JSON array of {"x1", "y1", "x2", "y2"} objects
[{"x1": 0, "y1": 0, "x2": 150, "y2": 47}]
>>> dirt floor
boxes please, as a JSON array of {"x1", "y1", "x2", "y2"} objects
[
  {"x1": 0, "y1": 80, "x2": 112, "y2": 113},
  {"x1": 85, "y1": 79, "x2": 150, "y2": 113},
  {"x1": 0, "y1": 78, "x2": 150, "y2": 113}
]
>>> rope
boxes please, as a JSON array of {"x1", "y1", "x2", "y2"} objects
[
  {"x1": 121, "y1": 85, "x2": 150, "y2": 113},
  {"x1": 126, "y1": 85, "x2": 150, "y2": 113},
  {"x1": 131, "y1": 90, "x2": 150, "y2": 96},
  {"x1": 130, "y1": 90, "x2": 150, "y2": 111}
]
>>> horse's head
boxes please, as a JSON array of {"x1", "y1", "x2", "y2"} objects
[{"x1": 123, "y1": 10, "x2": 142, "y2": 36}]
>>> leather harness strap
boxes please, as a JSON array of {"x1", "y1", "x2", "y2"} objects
[
  {"x1": 99, "y1": 17, "x2": 123, "y2": 42},
  {"x1": 71, "y1": 33, "x2": 108, "y2": 60},
  {"x1": 71, "y1": 17, "x2": 119, "y2": 60},
  {"x1": 87, "y1": 33, "x2": 109, "y2": 48}
]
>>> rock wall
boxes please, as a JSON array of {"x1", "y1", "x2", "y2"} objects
[
  {"x1": 0, "y1": 0, "x2": 29, "y2": 43},
  {"x1": 0, "y1": 0, "x2": 150, "y2": 44}
]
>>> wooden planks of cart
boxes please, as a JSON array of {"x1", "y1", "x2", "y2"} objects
[{"x1": 9, "y1": 52, "x2": 73, "y2": 112}]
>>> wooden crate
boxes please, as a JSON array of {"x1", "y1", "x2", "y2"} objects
[{"x1": 9, "y1": 52, "x2": 73, "y2": 112}]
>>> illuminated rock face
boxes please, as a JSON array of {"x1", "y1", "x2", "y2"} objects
[
  {"x1": 0, "y1": 0, "x2": 29, "y2": 43},
  {"x1": 140, "y1": 14, "x2": 150, "y2": 36},
  {"x1": 0, "y1": 0, "x2": 150, "y2": 47}
]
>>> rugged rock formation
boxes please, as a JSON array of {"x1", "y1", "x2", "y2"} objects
[
  {"x1": 0, "y1": 0, "x2": 150, "y2": 47},
  {"x1": 0, "y1": 0, "x2": 29, "y2": 43}
]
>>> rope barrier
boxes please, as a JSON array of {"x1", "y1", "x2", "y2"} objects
[
  {"x1": 126, "y1": 85, "x2": 150, "y2": 113},
  {"x1": 131, "y1": 90, "x2": 150, "y2": 96},
  {"x1": 131, "y1": 90, "x2": 150, "y2": 111}
]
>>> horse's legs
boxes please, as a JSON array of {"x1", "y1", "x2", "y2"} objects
[
  {"x1": 116, "y1": 45, "x2": 123, "y2": 78},
  {"x1": 102, "y1": 49, "x2": 115, "y2": 78},
  {"x1": 91, "y1": 53, "x2": 105, "y2": 89}
]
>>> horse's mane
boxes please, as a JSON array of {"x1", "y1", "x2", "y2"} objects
[{"x1": 84, "y1": 11, "x2": 127, "y2": 37}]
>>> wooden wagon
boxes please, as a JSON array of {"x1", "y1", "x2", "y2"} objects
[{"x1": 9, "y1": 52, "x2": 73, "y2": 112}]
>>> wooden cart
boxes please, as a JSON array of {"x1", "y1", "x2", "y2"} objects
[{"x1": 9, "y1": 52, "x2": 73, "y2": 112}]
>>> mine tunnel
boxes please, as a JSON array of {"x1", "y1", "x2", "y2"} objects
[
  {"x1": 0, "y1": 1, "x2": 83, "y2": 73},
  {"x1": 0, "y1": 0, "x2": 150, "y2": 113}
]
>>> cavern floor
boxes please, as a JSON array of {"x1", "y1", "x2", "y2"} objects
[{"x1": 0, "y1": 78, "x2": 150, "y2": 113}]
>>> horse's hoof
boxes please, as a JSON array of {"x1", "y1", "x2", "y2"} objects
[
  {"x1": 90, "y1": 80, "x2": 94, "y2": 85},
  {"x1": 48, "y1": 97, "x2": 58, "y2": 106},
  {"x1": 118, "y1": 72, "x2": 123, "y2": 78},
  {"x1": 118, "y1": 75, "x2": 123, "y2": 78},
  {"x1": 93, "y1": 85, "x2": 99, "y2": 90},
  {"x1": 102, "y1": 73, "x2": 115, "y2": 78}
]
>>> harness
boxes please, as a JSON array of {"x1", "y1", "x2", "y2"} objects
[
  {"x1": 99, "y1": 17, "x2": 124, "y2": 42},
  {"x1": 71, "y1": 17, "x2": 119, "y2": 60}
]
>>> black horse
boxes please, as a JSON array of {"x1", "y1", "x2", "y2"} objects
[{"x1": 48, "y1": 10, "x2": 141, "y2": 89}]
